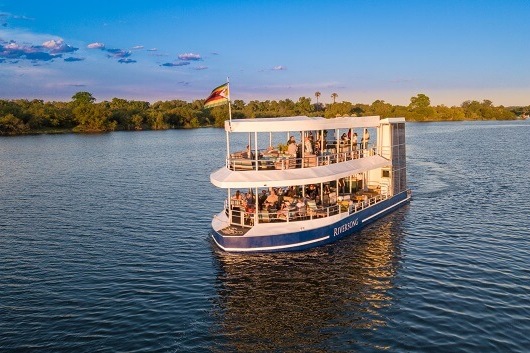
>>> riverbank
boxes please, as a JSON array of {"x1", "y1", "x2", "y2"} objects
[{"x1": 0, "y1": 92, "x2": 525, "y2": 136}]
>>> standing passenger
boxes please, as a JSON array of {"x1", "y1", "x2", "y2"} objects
[
  {"x1": 287, "y1": 139, "x2": 297, "y2": 156},
  {"x1": 362, "y1": 129, "x2": 370, "y2": 149}
]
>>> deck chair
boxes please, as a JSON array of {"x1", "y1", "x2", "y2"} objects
[
  {"x1": 259, "y1": 211, "x2": 270, "y2": 223},
  {"x1": 306, "y1": 200, "x2": 326, "y2": 218}
]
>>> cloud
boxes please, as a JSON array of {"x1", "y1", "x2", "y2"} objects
[
  {"x1": 147, "y1": 48, "x2": 157, "y2": 51},
  {"x1": 178, "y1": 52, "x2": 201, "y2": 61},
  {"x1": 161, "y1": 62, "x2": 190, "y2": 67},
  {"x1": 0, "y1": 39, "x2": 65, "y2": 62},
  {"x1": 106, "y1": 48, "x2": 131, "y2": 58},
  {"x1": 118, "y1": 58, "x2": 136, "y2": 64},
  {"x1": 64, "y1": 57, "x2": 84, "y2": 62},
  {"x1": 87, "y1": 42, "x2": 105, "y2": 49},
  {"x1": 131, "y1": 45, "x2": 144, "y2": 50},
  {"x1": 0, "y1": 12, "x2": 33, "y2": 27},
  {"x1": 42, "y1": 39, "x2": 78, "y2": 54},
  {"x1": 194, "y1": 65, "x2": 208, "y2": 70},
  {"x1": 272, "y1": 65, "x2": 287, "y2": 71}
]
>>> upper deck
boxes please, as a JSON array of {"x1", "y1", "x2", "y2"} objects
[{"x1": 211, "y1": 115, "x2": 405, "y2": 189}]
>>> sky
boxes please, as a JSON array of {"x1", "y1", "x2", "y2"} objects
[{"x1": 1, "y1": 0, "x2": 529, "y2": 106}]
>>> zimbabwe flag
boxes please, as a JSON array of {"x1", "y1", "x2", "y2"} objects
[{"x1": 204, "y1": 82, "x2": 229, "y2": 109}]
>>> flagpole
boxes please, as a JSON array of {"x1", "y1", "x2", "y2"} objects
[{"x1": 227, "y1": 76, "x2": 232, "y2": 125}]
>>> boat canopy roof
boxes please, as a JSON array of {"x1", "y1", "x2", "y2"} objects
[
  {"x1": 210, "y1": 155, "x2": 390, "y2": 188},
  {"x1": 225, "y1": 115, "x2": 382, "y2": 133}
]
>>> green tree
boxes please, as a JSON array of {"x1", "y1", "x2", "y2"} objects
[
  {"x1": 72, "y1": 91, "x2": 96, "y2": 105},
  {"x1": 146, "y1": 111, "x2": 169, "y2": 130},
  {"x1": 408, "y1": 93, "x2": 435, "y2": 120},
  {"x1": 331, "y1": 92, "x2": 338, "y2": 103},
  {"x1": 368, "y1": 100, "x2": 393, "y2": 117},
  {"x1": 295, "y1": 97, "x2": 312, "y2": 115},
  {"x1": 73, "y1": 103, "x2": 116, "y2": 132},
  {"x1": 0, "y1": 113, "x2": 29, "y2": 135}
]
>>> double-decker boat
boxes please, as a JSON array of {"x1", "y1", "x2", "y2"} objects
[{"x1": 210, "y1": 115, "x2": 411, "y2": 252}]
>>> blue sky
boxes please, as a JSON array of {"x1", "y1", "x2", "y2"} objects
[{"x1": 1, "y1": 0, "x2": 529, "y2": 106}]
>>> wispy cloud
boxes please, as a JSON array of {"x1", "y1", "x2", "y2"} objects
[
  {"x1": 131, "y1": 45, "x2": 144, "y2": 50},
  {"x1": 118, "y1": 58, "x2": 136, "y2": 64},
  {"x1": 147, "y1": 48, "x2": 157, "y2": 51},
  {"x1": 0, "y1": 11, "x2": 34, "y2": 27},
  {"x1": 105, "y1": 48, "x2": 131, "y2": 58},
  {"x1": 161, "y1": 61, "x2": 190, "y2": 67},
  {"x1": 87, "y1": 42, "x2": 136, "y2": 62},
  {"x1": 272, "y1": 65, "x2": 287, "y2": 71},
  {"x1": 194, "y1": 65, "x2": 208, "y2": 70},
  {"x1": 64, "y1": 57, "x2": 84, "y2": 62},
  {"x1": 178, "y1": 52, "x2": 201, "y2": 61},
  {"x1": 87, "y1": 42, "x2": 105, "y2": 49}
]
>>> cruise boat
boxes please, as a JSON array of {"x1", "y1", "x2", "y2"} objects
[{"x1": 210, "y1": 115, "x2": 411, "y2": 252}]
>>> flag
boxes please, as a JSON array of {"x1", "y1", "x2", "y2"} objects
[{"x1": 204, "y1": 82, "x2": 229, "y2": 109}]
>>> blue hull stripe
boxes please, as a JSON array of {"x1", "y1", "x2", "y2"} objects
[{"x1": 211, "y1": 234, "x2": 330, "y2": 252}]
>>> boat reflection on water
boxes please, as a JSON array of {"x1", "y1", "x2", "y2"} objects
[{"x1": 210, "y1": 207, "x2": 409, "y2": 352}]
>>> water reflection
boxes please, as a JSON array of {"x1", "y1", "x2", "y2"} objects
[{"x1": 210, "y1": 208, "x2": 408, "y2": 352}]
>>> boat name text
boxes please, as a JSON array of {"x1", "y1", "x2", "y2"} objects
[{"x1": 334, "y1": 218, "x2": 359, "y2": 236}]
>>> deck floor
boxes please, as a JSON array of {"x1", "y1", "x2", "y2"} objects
[{"x1": 219, "y1": 225, "x2": 250, "y2": 236}]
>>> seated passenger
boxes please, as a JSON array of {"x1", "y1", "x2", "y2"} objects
[
  {"x1": 264, "y1": 189, "x2": 279, "y2": 210},
  {"x1": 258, "y1": 190, "x2": 268, "y2": 210},
  {"x1": 276, "y1": 201, "x2": 291, "y2": 219}
]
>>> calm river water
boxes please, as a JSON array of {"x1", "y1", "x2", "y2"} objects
[{"x1": 1, "y1": 121, "x2": 529, "y2": 352}]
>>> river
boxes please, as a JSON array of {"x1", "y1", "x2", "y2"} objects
[{"x1": 1, "y1": 121, "x2": 529, "y2": 352}]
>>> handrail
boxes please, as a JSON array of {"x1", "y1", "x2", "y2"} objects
[
  {"x1": 226, "y1": 192, "x2": 389, "y2": 228},
  {"x1": 226, "y1": 145, "x2": 378, "y2": 171}
]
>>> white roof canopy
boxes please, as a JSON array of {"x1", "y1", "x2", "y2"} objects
[
  {"x1": 225, "y1": 115, "x2": 382, "y2": 133},
  {"x1": 210, "y1": 155, "x2": 390, "y2": 188}
]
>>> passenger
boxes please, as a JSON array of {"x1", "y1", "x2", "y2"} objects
[
  {"x1": 245, "y1": 145, "x2": 254, "y2": 159},
  {"x1": 276, "y1": 201, "x2": 290, "y2": 219},
  {"x1": 258, "y1": 190, "x2": 268, "y2": 210},
  {"x1": 296, "y1": 198, "x2": 305, "y2": 211},
  {"x1": 304, "y1": 136, "x2": 313, "y2": 154},
  {"x1": 307, "y1": 184, "x2": 318, "y2": 200},
  {"x1": 231, "y1": 190, "x2": 243, "y2": 207},
  {"x1": 245, "y1": 192, "x2": 255, "y2": 208},
  {"x1": 362, "y1": 129, "x2": 370, "y2": 149},
  {"x1": 285, "y1": 186, "x2": 297, "y2": 198},
  {"x1": 264, "y1": 189, "x2": 279, "y2": 210},
  {"x1": 352, "y1": 132, "x2": 358, "y2": 151},
  {"x1": 232, "y1": 190, "x2": 242, "y2": 200},
  {"x1": 287, "y1": 139, "x2": 297, "y2": 156}
]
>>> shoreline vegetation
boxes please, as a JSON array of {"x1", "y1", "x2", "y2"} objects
[{"x1": 1, "y1": 91, "x2": 528, "y2": 136}]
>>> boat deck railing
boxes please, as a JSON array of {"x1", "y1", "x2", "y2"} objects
[
  {"x1": 226, "y1": 193, "x2": 389, "y2": 228},
  {"x1": 226, "y1": 144, "x2": 384, "y2": 171}
]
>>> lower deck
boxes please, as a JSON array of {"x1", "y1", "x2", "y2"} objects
[
  {"x1": 219, "y1": 188, "x2": 389, "y2": 235},
  {"x1": 211, "y1": 189, "x2": 412, "y2": 252}
]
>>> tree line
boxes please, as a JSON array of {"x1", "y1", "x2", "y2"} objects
[{"x1": 0, "y1": 91, "x2": 526, "y2": 136}]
